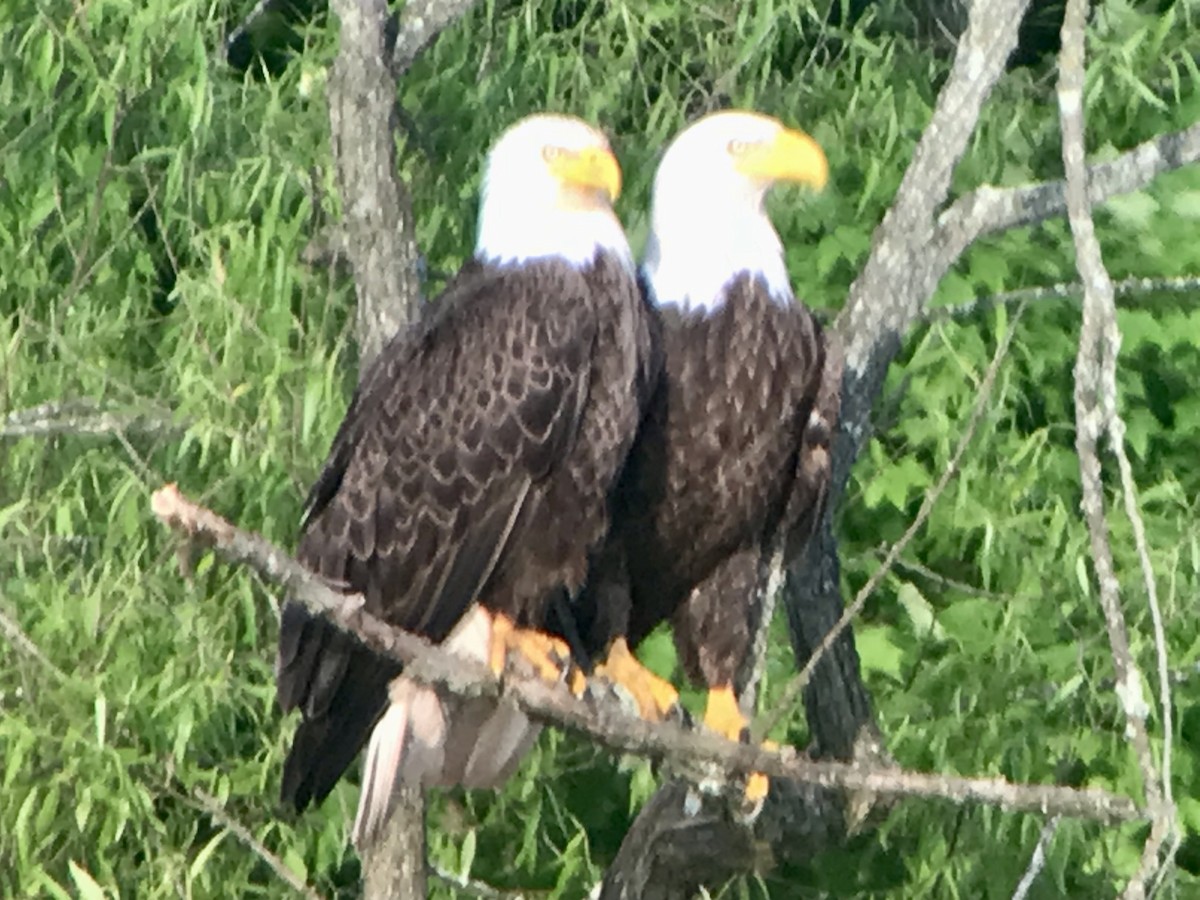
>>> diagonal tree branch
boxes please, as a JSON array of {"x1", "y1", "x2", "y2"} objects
[
  {"x1": 1011, "y1": 816, "x2": 1060, "y2": 900},
  {"x1": 940, "y1": 120, "x2": 1200, "y2": 255},
  {"x1": 189, "y1": 788, "x2": 325, "y2": 900},
  {"x1": 149, "y1": 483, "x2": 1142, "y2": 825},
  {"x1": 786, "y1": 0, "x2": 1198, "y2": 797},
  {"x1": 391, "y1": 0, "x2": 482, "y2": 77},
  {"x1": 760, "y1": 295, "x2": 1028, "y2": 741}
]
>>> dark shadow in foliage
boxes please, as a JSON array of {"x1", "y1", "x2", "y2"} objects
[
  {"x1": 129, "y1": 191, "x2": 179, "y2": 317},
  {"x1": 828, "y1": 0, "x2": 1069, "y2": 69},
  {"x1": 463, "y1": 734, "x2": 640, "y2": 890},
  {"x1": 226, "y1": 0, "x2": 326, "y2": 78}
]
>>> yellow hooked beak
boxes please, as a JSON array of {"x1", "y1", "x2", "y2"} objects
[
  {"x1": 735, "y1": 127, "x2": 829, "y2": 191},
  {"x1": 547, "y1": 145, "x2": 623, "y2": 203}
]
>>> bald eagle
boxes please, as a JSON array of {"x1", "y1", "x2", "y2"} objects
[
  {"x1": 275, "y1": 114, "x2": 657, "y2": 847},
  {"x1": 570, "y1": 110, "x2": 841, "y2": 803}
]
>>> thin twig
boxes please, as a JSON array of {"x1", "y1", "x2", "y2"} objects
[
  {"x1": 1011, "y1": 816, "x2": 1060, "y2": 900},
  {"x1": 864, "y1": 547, "x2": 1011, "y2": 601},
  {"x1": 0, "y1": 602, "x2": 71, "y2": 683},
  {"x1": 928, "y1": 274, "x2": 1200, "y2": 324},
  {"x1": 760, "y1": 298, "x2": 1028, "y2": 740},
  {"x1": 223, "y1": 0, "x2": 278, "y2": 58},
  {"x1": 1057, "y1": 3, "x2": 1171, "y2": 896},
  {"x1": 149, "y1": 484, "x2": 1143, "y2": 825},
  {"x1": 189, "y1": 788, "x2": 324, "y2": 900},
  {"x1": 429, "y1": 862, "x2": 527, "y2": 899}
]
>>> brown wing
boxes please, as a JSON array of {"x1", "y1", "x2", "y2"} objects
[
  {"x1": 780, "y1": 323, "x2": 843, "y2": 556},
  {"x1": 276, "y1": 261, "x2": 598, "y2": 811}
]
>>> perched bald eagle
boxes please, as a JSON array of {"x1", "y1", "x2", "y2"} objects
[
  {"x1": 570, "y1": 110, "x2": 842, "y2": 802},
  {"x1": 275, "y1": 114, "x2": 656, "y2": 847}
]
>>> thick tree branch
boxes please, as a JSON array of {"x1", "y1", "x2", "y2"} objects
[
  {"x1": 780, "y1": 0, "x2": 1197, "y2": 873},
  {"x1": 785, "y1": 0, "x2": 1033, "y2": 776},
  {"x1": 324, "y1": 1, "x2": 481, "y2": 890},
  {"x1": 391, "y1": 0, "x2": 482, "y2": 77},
  {"x1": 327, "y1": 0, "x2": 423, "y2": 368},
  {"x1": 149, "y1": 483, "x2": 1142, "y2": 826},
  {"x1": 1057, "y1": 3, "x2": 1173, "y2": 896}
]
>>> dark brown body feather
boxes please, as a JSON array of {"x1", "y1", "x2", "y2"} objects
[
  {"x1": 276, "y1": 251, "x2": 653, "y2": 812},
  {"x1": 575, "y1": 273, "x2": 841, "y2": 691}
]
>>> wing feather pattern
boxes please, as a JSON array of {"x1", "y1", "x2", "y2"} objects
[{"x1": 277, "y1": 261, "x2": 600, "y2": 813}]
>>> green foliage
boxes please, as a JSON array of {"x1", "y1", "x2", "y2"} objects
[{"x1": 2, "y1": 0, "x2": 1199, "y2": 896}]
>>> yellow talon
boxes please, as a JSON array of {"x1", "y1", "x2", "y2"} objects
[
  {"x1": 704, "y1": 684, "x2": 771, "y2": 806},
  {"x1": 593, "y1": 637, "x2": 679, "y2": 721},
  {"x1": 567, "y1": 665, "x2": 588, "y2": 698},
  {"x1": 489, "y1": 613, "x2": 571, "y2": 684}
]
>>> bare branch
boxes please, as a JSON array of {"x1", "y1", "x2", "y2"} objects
[
  {"x1": 781, "y1": 1, "x2": 1033, "y2": 790},
  {"x1": 940, "y1": 120, "x2": 1200, "y2": 253},
  {"x1": 324, "y1": 0, "x2": 483, "y2": 890},
  {"x1": 391, "y1": 0, "x2": 483, "y2": 78},
  {"x1": 1056, "y1": 2, "x2": 1173, "y2": 896},
  {"x1": 927, "y1": 274, "x2": 1200, "y2": 325},
  {"x1": 360, "y1": 782, "x2": 427, "y2": 900},
  {"x1": 1, "y1": 400, "x2": 173, "y2": 440},
  {"x1": 148, "y1": 485, "x2": 1143, "y2": 829},
  {"x1": 189, "y1": 788, "x2": 324, "y2": 900},
  {"x1": 429, "y1": 861, "x2": 527, "y2": 899},
  {"x1": 786, "y1": 0, "x2": 1196, "y2": 805},
  {"x1": 1011, "y1": 817, "x2": 1060, "y2": 900},
  {"x1": 835, "y1": 0, "x2": 1033, "y2": 375},
  {"x1": 864, "y1": 548, "x2": 1011, "y2": 601},
  {"x1": 223, "y1": 0, "x2": 278, "y2": 59}
]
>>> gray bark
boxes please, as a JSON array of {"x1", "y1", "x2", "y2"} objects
[{"x1": 323, "y1": 0, "x2": 481, "y2": 894}]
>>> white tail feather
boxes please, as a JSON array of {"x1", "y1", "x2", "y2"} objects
[
  {"x1": 352, "y1": 679, "x2": 449, "y2": 848},
  {"x1": 351, "y1": 606, "x2": 544, "y2": 848}
]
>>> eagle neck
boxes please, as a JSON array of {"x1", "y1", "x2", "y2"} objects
[
  {"x1": 475, "y1": 194, "x2": 634, "y2": 274},
  {"x1": 641, "y1": 203, "x2": 792, "y2": 313}
]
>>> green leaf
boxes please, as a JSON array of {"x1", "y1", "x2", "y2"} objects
[
  {"x1": 189, "y1": 830, "x2": 228, "y2": 883},
  {"x1": 458, "y1": 828, "x2": 477, "y2": 881},
  {"x1": 68, "y1": 861, "x2": 106, "y2": 900},
  {"x1": 938, "y1": 599, "x2": 1001, "y2": 658},
  {"x1": 1169, "y1": 190, "x2": 1200, "y2": 220},
  {"x1": 1103, "y1": 191, "x2": 1160, "y2": 229},
  {"x1": 855, "y1": 625, "x2": 906, "y2": 682},
  {"x1": 94, "y1": 693, "x2": 107, "y2": 747},
  {"x1": 896, "y1": 581, "x2": 944, "y2": 640}
]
